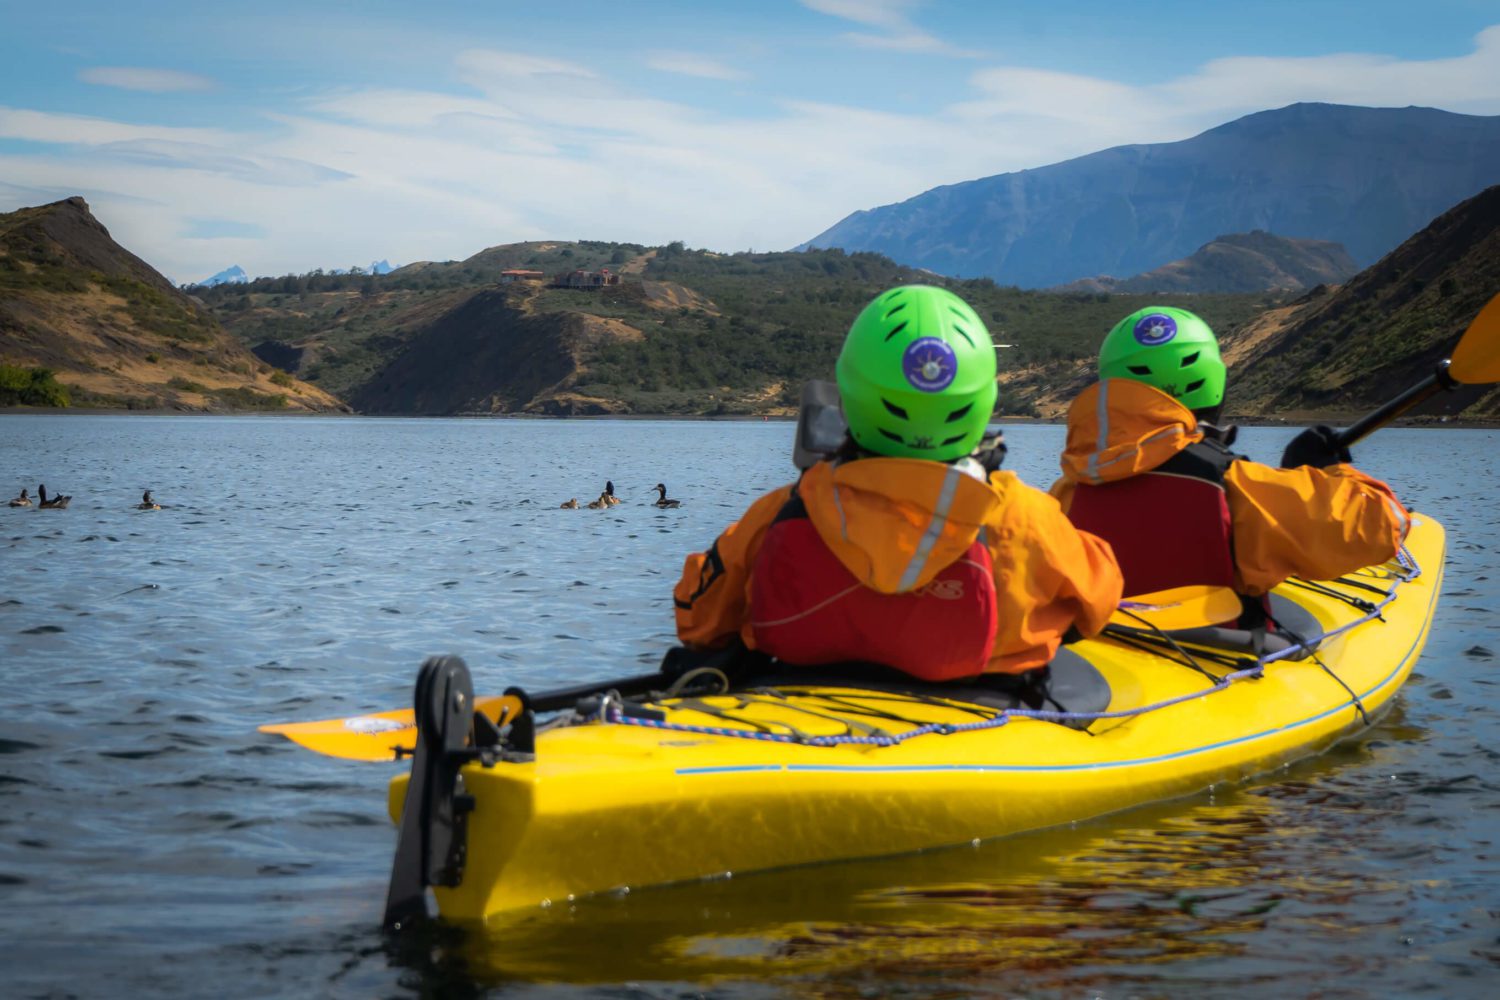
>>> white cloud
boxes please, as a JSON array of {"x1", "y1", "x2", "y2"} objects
[
  {"x1": 799, "y1": 0, "x2": 978, "y2": 57},
  {"x1": 79, "y1": 66, "x2": 216, "y2": 93},
  {"x1": 645, "y1": 51, "x2": 748, "y2": 81}
]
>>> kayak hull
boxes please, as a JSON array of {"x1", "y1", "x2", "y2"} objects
[{"x1": 391, "y1": 515, "x2": 1444, "y2": 925}]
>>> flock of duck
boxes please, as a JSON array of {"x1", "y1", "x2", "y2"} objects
[
  {"x1": 8, "y1": 487, "x2": 159, "y2": 510},
  {"x1": 560, "y1": 481, "x2": 681, "y2": 510},
  {"x1": 10, "y1": 483, "x2": 674, "y2": 513}
]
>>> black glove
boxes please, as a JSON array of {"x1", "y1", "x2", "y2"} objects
[
  {"x1": 1198, "y1": 421, "x2": 1239, "y2": 448},
  {"x1": 976, "y1": 432, "x2": 1007, "y2": 474},
  {"x1": 1280, "y1": 425, "x2": 1351, "y2": 469}
]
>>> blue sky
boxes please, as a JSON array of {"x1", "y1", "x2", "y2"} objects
[{"x1": 3, "y1": 0, "x2": 1498, "y2": 283}]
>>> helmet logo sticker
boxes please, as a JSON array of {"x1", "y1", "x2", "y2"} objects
[
  {"x1": 902, "y1": 337, "x2": 957, "y2": 392},
  {"x1": 1133, "y1": 313, "x2": 1177, "y2": 346}
]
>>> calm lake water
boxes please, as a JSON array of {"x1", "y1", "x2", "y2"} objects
[{"x1": 2, "y1": 415, "x2": 1498, "y2": 999}]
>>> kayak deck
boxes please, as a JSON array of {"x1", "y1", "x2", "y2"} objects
[{"x1": 392, "y1": 515, "x2": 1443, "y2": 925}]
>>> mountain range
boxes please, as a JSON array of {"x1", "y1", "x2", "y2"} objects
[
  {"x1": 198, "y1": 264, "x2": 248, "y2": 287},
  {"x1": 800, "y1": 103, "x2": 1500, "y2": 288}
]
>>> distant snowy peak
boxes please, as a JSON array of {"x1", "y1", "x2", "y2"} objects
[
  {"x1": 199, "y1": 264, "x2": 248, "y2": 286},
  {"x1": 369, "y1": 259, "x2": 393, "y2": 275}
]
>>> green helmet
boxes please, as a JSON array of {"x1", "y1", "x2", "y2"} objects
[
  {"x1": 836, "y1": 285, "x2": 998, "y2": 462},
  {"x1": 1099, "y1": 306, "x2": 1225, "y2": 412}
]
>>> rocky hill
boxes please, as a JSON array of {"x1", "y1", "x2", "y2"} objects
[
  {"x1": 1225, "y1": 184, "x2": 1500, "y2": 420},
  {"x1": 801, "y1": 103, "x2": 1500, "y2": 288},
  {"x1": 1055, "y1": 231, "x2": 1357, "y2": 294},
  {"x1": 0, "y1": 198, "x2": 344, "y2": 411}
]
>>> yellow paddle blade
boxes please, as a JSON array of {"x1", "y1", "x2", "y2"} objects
[
  {"x1": 1450, "y1": 292, "x2": 1500, "y2": 384},
  {"x1": 258, "y1": 694, "x2": 522, "y2": 761},
  {"x1": 1111, "y1": 585, "x2": 1242, "y2": 631}
]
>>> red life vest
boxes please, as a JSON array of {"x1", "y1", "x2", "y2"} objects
[
  {"x1": 748, "y1": 493, "x2": 998, "y2": 682},
  {"x1": 1066, "y1": 440, "x2": 1237, "y2": 597}
]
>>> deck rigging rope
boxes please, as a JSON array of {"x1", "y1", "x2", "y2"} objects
[{"x1": 586, "y1": 549, "x2": 1421, "y2": 747}]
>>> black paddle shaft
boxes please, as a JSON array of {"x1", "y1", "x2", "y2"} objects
[{"x1": 1336, "y1": 360, "x2": 1457, "y2": 449}]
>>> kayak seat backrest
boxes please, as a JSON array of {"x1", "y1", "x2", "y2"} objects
[{"x1": 1107, "y1": 592, "x2": 1324, "y2": 660}]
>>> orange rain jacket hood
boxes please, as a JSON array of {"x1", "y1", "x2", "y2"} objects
[
  {"x1": 1052, "y1": 379, "x2": 1410, "y2": 596},
  {"x1": 674, "y1": 456, "x2": 1123, "y2": 675}
]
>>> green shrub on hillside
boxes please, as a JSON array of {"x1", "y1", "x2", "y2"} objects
[
  {"x1": 211, "y1": 386, "x2": 287, "y2": 409},
  {"x1": 0, "y1": 364, "x2": 71, "y2": 406},
  {"x1": 96, "y1": 274, "x2": 216, "y2": 343}
]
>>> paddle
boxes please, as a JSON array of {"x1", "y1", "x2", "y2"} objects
[
  {"x1": 259, "y1": 669, "x2": 669, "y2": 762},
  {"x1": 259, "y1": 694, "x2": 521, "y2": 762},
  {"x1": 1335, "y1": 292, "x2": 1500, "y2": 448},
  {"x1": 1110, "y1": 585, "x2": 1243, "y2": 631}
]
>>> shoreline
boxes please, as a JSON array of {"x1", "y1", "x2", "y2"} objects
[{"x1": 4, "y1": 406, "x2": 1497, "y2": 429}]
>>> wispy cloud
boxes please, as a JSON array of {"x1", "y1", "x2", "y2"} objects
[
  {"x1": 99, "y1": 140, "x2": 351, "y2": 186},
  {"x1": 645, "y1": 51, "x2": 748, "y2": 81},
  {"x1": 800, "y1": 0, "x2": 978, "y2": 57},
  {"x1": 183, "y1": 217, "x2": 267, "y2": 239},
  {"x1": 79, "y1": 66, "x2": 216, "y2": 93},
  {"x1": 952, "y1": 24, "x2": 1500, "y2": 142},
  {"x1": 0, "y1": 106, "x2": 230, "y2": 146}
]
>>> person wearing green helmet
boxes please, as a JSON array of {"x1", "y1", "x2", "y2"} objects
[
  {"x1": 672, "y1": 285, "x2": 1123, "y2": 685},
  {"x1": 1052, "y1": 306, "x2": 1409, "y2": 611}
]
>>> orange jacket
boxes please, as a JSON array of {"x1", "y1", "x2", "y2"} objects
[
  {"x1": 1051, "y1": 379, "x2": 1410, "y2": 596},
  {"x1": 674, "y1": 456, "x2": 1123, "y2": 675}
]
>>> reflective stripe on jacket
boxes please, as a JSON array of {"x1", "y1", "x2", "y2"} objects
[
  {"x1": 1051, "y1": 379, "x2": 1410, "y2": 596},
  {"x1": 673, "y1": 456, "x2": 1123, "y2": 675}
]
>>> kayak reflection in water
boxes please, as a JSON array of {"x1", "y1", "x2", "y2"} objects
[
  {"x1": 672, "y1": 285, "x2": 1124, "y2": 686},
  {"x1": 1051, "y1": 306, "x2": 1410, "y2": 624}
]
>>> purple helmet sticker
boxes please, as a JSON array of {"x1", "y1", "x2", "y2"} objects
[
  {"x1": 902, "y1": 337, "x2": 957, "y2": 392},
  {"x1": 1133, "y1": 313, "x2": 1177, "y2": 346}
]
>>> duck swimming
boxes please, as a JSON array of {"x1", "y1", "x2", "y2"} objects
[
  {"x1": 8, "y1": 488, "x2": 31, "y2": 507},
  {"x1": 603, "y1": 481, "x2": 622, "y2": 506},
  {"x1": 37, "y1": 485, "x2": 71, "y2": 509},
  {"x1": 652, "y1": 483, "x2": 681, "y2": 509},
  {"x1": 586, "y1": 492, "x2": 610, "y2": 510},
  {"x1": 138, "y1": 490, "x2": 161, "y2": 511},
  {"x1": 559, "y1": 498, "x2": 580, "y2": 509}
]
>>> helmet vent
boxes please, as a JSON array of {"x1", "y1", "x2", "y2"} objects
[
  {"x1": 1127, "y1": 365, "x2": 1152, "y2": 376},
  {"x1": 884, "y1": 302, "x2": 907, "y2": 319},
  {"x1": 879, "y1": 428, "x2": 904, "y2": 444},
  {"x1": 950, "y1": 323, "x2": 975, "y2": 347},
  {"x1": 940, "y1": 433, "x2": 967, "y2": 447},
  {"x1": 882, "y1": 399, "x2": 909, "y2": 419},
  {"x1": 945, "y1": 403, "x2": 973, "y2": 423},
  {"x1": 882, "y1": 320, "x2": 909, "y2": 342},
  {"x1": 1184, "y1": 378, "x2": 1205, "y2": 394},
  {"x1": 1181, "y1": 351, "x2": 1200, "y2": 367}
]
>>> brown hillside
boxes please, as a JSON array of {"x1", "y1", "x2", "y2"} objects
[
  {"x1": 0, "y1": 197, "x2": 345, "y2": 412},
  {"x1": 350, "y1": 283, "x2": 650, "y2": 415},
  {"x1": 1227, "y1": 185, "x2": 1500, "y2": 420},
  {"x1": 1055, "y1": 231, "x2": 1357, "y2": 295}
]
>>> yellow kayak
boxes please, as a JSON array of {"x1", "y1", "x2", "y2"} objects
[{"x1": 354, "y1": 514, "x2": 1444, "y2": 928}]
